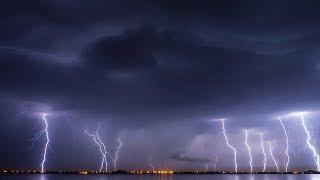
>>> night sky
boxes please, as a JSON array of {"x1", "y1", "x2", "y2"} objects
[{"x1": 1, "y1": 0, "x2": 320, "y2": 172}]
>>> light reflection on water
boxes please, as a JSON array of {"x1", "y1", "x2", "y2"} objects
[{"x1": 1, "y1": 174, "x2": 320, "y2": 180}]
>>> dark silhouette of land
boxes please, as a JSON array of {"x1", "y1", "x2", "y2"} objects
[{"x1": 0, "y1": 170, "x2": 319, "y2": 175}]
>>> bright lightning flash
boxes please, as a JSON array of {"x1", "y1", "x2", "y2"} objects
[
  {"x1": 279, "y1": 117, "x2": 290, "y2": 172},
  {"x1": 220, "y1": 119, "x2": 238, "y2": 173},
  {"x1": 204, "y1": 163, "x2": 209, "y2": 173},
  {"x1": 244, "y1": 129, "x2": 253, "y2": 173},
  {"x1": 95, "y1": 126, "x2": 109, "y2": 172},
  {"x1": 259, "y1": 133, "x2": 267, "y2": 172},
  {"x1": 40, "y1": 113, "x2": 49, "y2": 173},
  {"x1": 267, "y1": 142, "x2": 279, "y2": 172},
  {"x1": 149, "y1": 158, "x2": 155, "y2": 172},
  {"x1": 85, "y1": 129, "x2": 107, "y2": 172},
  {"x1": 289, "y1": 112, "x2": 320, "y2": 171},
  {"x1": 113, "y1": 137, "x2": 123, "y2": 171}
]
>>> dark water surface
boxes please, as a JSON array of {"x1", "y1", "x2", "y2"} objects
[{"x1": 1, "y1": 174, "x2": 320, "y2": 180}]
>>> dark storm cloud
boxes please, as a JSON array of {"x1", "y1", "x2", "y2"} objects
[
  {"x1": 83, "y1": 28, "x2": 158, "y2": 71},
  {"x1": 1, "y1": 0, "x2": 320, "y2": 171},
  {"x1": 82, "y1": 26, "x2": 320, "y2": 116}
]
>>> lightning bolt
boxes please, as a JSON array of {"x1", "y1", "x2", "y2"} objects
[
  {"x1": 220, "y1": 119, "x2": 238, "y2": 173},
  {"x1": 286, "y1": 112, "x2": 320, "y2": 171},
  {"x1": 299, "y1": 114, "x2": 320, "y2": 171},
  {"x1": 113, "y1": 137, "x2": 123, "y2": 171},
  {"x1": 149, "y1": 158, "x2": 155, "y2": 172},
  {"x1": 85, "y1": 128, "x2": 107, "y2": 172},
  {"x1": 87, "y1": 125, "x2": 125, "y2": 172},
  {"x1": 259, "y1": 133, "x2": 267, "y2": 172},
  {"x1": 244, "y1": 129, "x2": 253, "y2": 173},
  {"x1": 214, "y1": 155, "x2": 218, "y2": 171},
  {"x1": 95, "y1": 125, "x2": 109, "y2": 172},
  {"x1": 267, "y1": 142, "x2": 279, "y2": 172},
  {"x1": 40, "y1": 113, "x2": 49, "y2": 173},
  {"x1": 279, "y1": 118, "x2": 290, "y2": 172},
  {"x1": 204, "y1": 163, "x2": 209, "y2": 173}
]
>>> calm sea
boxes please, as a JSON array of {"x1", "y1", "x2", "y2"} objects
[{"x1": 1, "y1": 174, "x2": 320, "y2": 180}]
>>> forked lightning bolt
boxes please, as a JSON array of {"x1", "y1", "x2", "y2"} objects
[
  {"x1": 40, "y1": 113, "x2": 49, "y2": 173},
  {"x1": 149, "y1": 158, "x2": 155, "y2": 172},
  {"x1": 220, "y1": 119, "x2": 238, "y2": 173},
  {"x1": 295, "y1": 113, "x2": 320, "y2": 171},
  {"x1": 95, "y1": 125, "x2": 109, "y2": 172},
  {"x1": 301, "y1": 115, "x2": 320, "y2": 171},
  {"x1": 244, "y1": 129, "x2": 253, "y2": 173},
  {"x1": 259, "y1": 133, "x2": 267, "y2": 172},
  {"x1": 85, "y1": 129, "x2": 107, "y2": 172},
  {"x1": 204, "y1": 163, "x2": 209, "y2": 173},
  {"x1": 113, "y1": 137, "x2": 123, "y2": 171},
  {"x1": 279, "y1": 117, "x2": 290, "y2": 172},
  {"x1": 267, "y1": 142, "x2": 279, "y2": 172}
]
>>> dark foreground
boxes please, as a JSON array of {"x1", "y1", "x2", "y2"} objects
[{"x1": 1, "y1": 174, "x2": 320, "y2": 180}]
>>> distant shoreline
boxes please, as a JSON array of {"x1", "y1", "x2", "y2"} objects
[{"x1": 0, "y1": 170, "x2": 319, "y2": 175}]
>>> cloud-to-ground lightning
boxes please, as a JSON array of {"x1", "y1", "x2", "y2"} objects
[
  {"x1": 204, "y1": 163, "x2": 209, "y2": 172},
  {"x1": 86, "y1": 125, "x2": 125, "y2": 172},
  {"x1": 95, "y1": 125, "x2": 109, "y2": 172},
  {"x1": 301, "y1": 114, "x2": 320, "y2": 171},
  {"x1": 267, "y1": 142, "x2": 279, "y2": 172},
  {"x1": 148, "y1": 158, "x2": 155, "y2": 172},
  {"x1": 219, "y1": 119, "x2": 238, "y2": 173},
  {"x1": 259, "y1": 133, "x2": 267, "y2": 172},
  {"x1": 244, "y1": 129, "x2": 253, "y2": 173},
  {"x1": 214, "y1": 155, "x2": 218, "y2": 171},
  {"x1": 85, "y1": 129, "x2": 107, "y2": 172},
  {"x1": 279, "y1": 117, "x2": 290, "y2": 172},
  {"x1": 113, "y1": 137, "x2": 123, "y2": 171},
  {"x1": 289, "y1": 112, "x2": 320, "y2": 171},
  {"x1": 40, "y1": 113, "x2": 49, "y2": 173}
]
